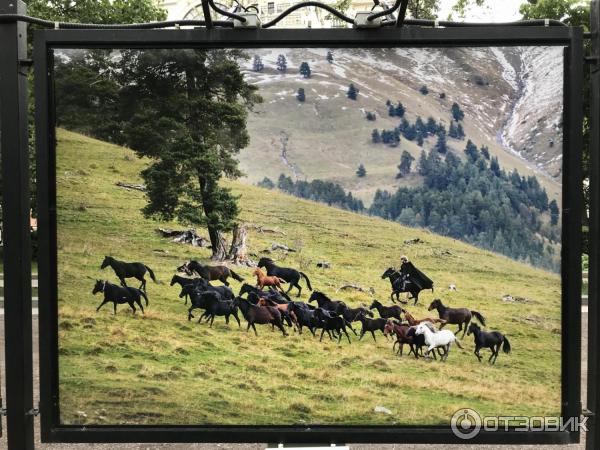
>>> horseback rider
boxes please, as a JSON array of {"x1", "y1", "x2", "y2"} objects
[{"x1": 399, "y1": 255, "x2": 434, "y2": 291}]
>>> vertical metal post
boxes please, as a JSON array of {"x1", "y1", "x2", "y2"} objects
[
  {"x1": 588, "y1": 1, "x2": 600, "y2": 450},
  {"x1": 0, "y1": 1, "x2": 35, "y2": 449}
]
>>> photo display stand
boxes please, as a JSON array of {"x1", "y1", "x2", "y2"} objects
[{"x1": 0, "y1": 0, "x2": 599, "y2": 449}]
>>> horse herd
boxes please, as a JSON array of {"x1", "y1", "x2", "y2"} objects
[{"x1": 91, "y1": 256, "x2": 512, "y2": 364}]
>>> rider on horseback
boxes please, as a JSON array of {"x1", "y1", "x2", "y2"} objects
[{"x1": 399, "y1": 255, "x2": 434, "y2": 292}]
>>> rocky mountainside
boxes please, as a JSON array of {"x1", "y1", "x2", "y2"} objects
[{"x1": 237, "y1": 46, "x2": 564, "y2": 204}]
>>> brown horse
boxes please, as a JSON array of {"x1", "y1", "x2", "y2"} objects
[
  {"x1": 383, "y1": 320, "x2": 415, "y2": 356},
  {"x1": 428, "y1": 298, "x2": 485, "y2": 337},
  {"x1": 253, "y1": 268, "x2": 286, "y2": 292},
  {"x1": 404, "y1": 310, "x2": 446, "y2": 326},
  {"x1": 177, "y1": 260, "x2": 244, "y2": 286},
  {"x1": 258, "y1": 297, "x2": 300, "y2": 332}
]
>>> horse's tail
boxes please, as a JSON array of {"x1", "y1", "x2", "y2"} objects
[
  {"x1": 471, "y1": 311, "x2": 486, "y2": 326},
  {"x1": 139, "y1": 289, "x2": 149, "y2": 306},
  {"x1": 145, "y1": 265, "x2": 159, "y2": 284},
  {"x1": 299, "y1": 272, "x2": 313, "y2": 291},
  {"x1": 454, "y1": 338, "x2": 464, "y2": 349},
  {"x1": 502, "y1": 336, "x2": 511, "y2": 354},
  {"x1": 229, "y1": 269, "x2": 244, "y2": 282}
]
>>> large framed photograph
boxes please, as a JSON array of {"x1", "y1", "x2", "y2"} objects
[{"x1": 35, "y1": 27, "x2": 583, "y2": 444}]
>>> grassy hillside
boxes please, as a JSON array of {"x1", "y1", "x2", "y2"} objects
[{"x1": 56, "y1": 129, "x2": 561, "y2": 426}]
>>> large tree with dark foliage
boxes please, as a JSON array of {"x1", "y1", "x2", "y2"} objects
[
  {"x1": 118, "y1": 49, "x2": 260, "y2": 260},
  {"x1": 299, "y1": 62, "x2": 311, "y2": 78},
  {"x1": 347, "y1": 83, "x2": 359, "y2": 100},
  {"x1": 397, "y1": 151, "x2": 415, "y2": 178},
  {"x1": 451, "y1": 102, "x2": 465, "y2": 121},
  {"x1": 276, "y1": 54, "x2": 287, "y2": 72}
]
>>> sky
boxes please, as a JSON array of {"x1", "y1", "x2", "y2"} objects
[{"x1": 438, "y1": 0, "x2": 524, "y2": 22}]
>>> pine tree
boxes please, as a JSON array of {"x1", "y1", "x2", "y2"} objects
[
  {"x1": 385, "y1": 99, "x2": 392, "y2": 107},
  {"x1": 356, "y1": 164, "x2": 367, "y2": 177},
  {"x1": 397, "y1": 150, "x2": 415, "y2": 177},
  {"x1": 549, "y1": 199, "x2": 560, "y2": 225},
  {"x1": 388, "y1": 104, "x2": 396, "y2": 117},
  {"x1": 276, "y1": 54, "x2": 287, "y2": 72},
  {"x1": 490, "y1": 156, "x2": 501, "y2": 177},
  {"x1": 451, "y1": 102, "x2": 465, "y2": 121},
  {"x1": 417, "y1": 150, "x2": 428, "y2": 175},
  {"x1": 456, "y1": 123, "x2": 465, "y2": 139},
  {"x1": 395, "y1": 102, "x2": 405, "y2": 117},
  {"x1": 299, "y1": 61, "x2": 311, "y2": 78},
  {"x1": 434, "y1": 130, "x2": 448, "y2": 154},
  {"x1": 416, "y1": 130, "x2": 424, "y2": 147},
  {"x1": 326, "y1": 50, "x2": 334, "y2": 63},
  {"x1": 252, "y1": 55, "x2": 264, "y2": 72},
  {"x1": 257, "y1": 177, "x2": 275, "y2": 189},
  {"x1": 296, "y1": 87, "x2": 305, "y2": 102},
  {"x1": 371, "y1": 129, "x2": 381, "y2": 143},
  {"x1": 419, "y1": 85, "x2": 429, "y2": 95},
  {"x1": 366, "y1": 111, "x2": 376, "y2": 121},
  {"x1": 480, "y1": 145, "x2": 490, "y2": 159},
  {"x1": 448, "y1": 121, "x2": 458, "y2": 139},
  {"x1": 464, "y1": 139, "x2": 479, "y2": 162},
  {"x1": 426, "y1": 117, "x2": 437, "y2": 135},
  {"x1": 347, "y1": 83, "x2": 359, "y2": 100}
]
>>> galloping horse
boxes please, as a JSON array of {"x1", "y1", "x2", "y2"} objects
[
  {"x1": 403, "y1": 310, "x2": 446, "y2": 326},
  {"x1": 257, "y1": 257, "x2": 312, "y2": 297},
  {"x1": 467, "y1": 323, "x2": 511, "y2": 365},
  {"x1": 178, "y1": 260, "x2": 244, "y2": 286},
  {"x1": 308, "y1": 291, "x2": 347, "y2": 315},
  {"x1": 253, "y1": 268, "x2": 286, "y2": 292},
  {"x1": 381, "y1": 268, "x2": 426, "y2": 305},
  {"x1": 414, "y1": 322, "x2": 463, "y2": 361},
  {"x1": 428, "y1": 298, "x2": 485, "y2": 337},
  {"x1": 92, "y1": 279, "x2": 148, "y2": 315},
  {"x1": 101, "y1": 256, "x2": 158, "y2": 291}
]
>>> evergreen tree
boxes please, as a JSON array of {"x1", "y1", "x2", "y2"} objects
[
  {"x1": 356, "y1": 164, "x2": 367, "y2": 177},
  {"x1": 117, "y1": 49, "x2": 260, "y2": 260},
  {"x1": 549, "y1": 199, "x2": 560, "y2": 226},
  {"x1": 252, "y1": 55, "x2": 264, "y2": 72},
  {"x1": 299, "y1": 61, "x2": 311, "y2": 78},
  {"x1": 434, "y1": 129, "x2": 448, "y2": 154},
  {"x1": 451, "y1": 102, "x2": 465, "y2": 121},
  {"x1": 257, "y1": 177, "x2": 275, "y2": 189},
  {"x1": 416, "y1": 131, "x2": 424, "y2": 147},
  {"x1": 397, "y1": 151, "x2": 415, "y2": 178},
  {"x1": 386, "y1": 99, "x2": 392, "y2": 107},
  {"x1": 419, "y1": 85, "x2": 429, "y2": 95},
  {"x1": 371, "y1": 129, "x2": 381, "y2": 143},
  {"x1": 448, "y1": 121, "x2": 458, "y2": 139},
  {"x1": 480, "y1": 145, "x2": 490, "y2": 159},
  {"x1": 415, "y1": 116, "x2": 426, "y2": 135},
  {"x1": 456, "y1": 123, "x2": 465, "y2": 139},
  {"x1": 395, "y1": 102, "x2": 405, "y2": 117},
  {"x1": 276, "y1": 54, "x2": 287, "y2": 72},
  {"x1": 366, "y1": 111, "x2": 376, "y2": 121},
  {"x1": 426, "y1": 117, "x2": 438, "y2": 135},
  {"x1": 464, "y1": 139, "x2": 479, "y2": 162},
  {"x1": 417, "y1": 150, "x2": 428, "y2": 175},
  {"x1": 347, "y1": 83, "x2": 359, "y2": 100},
  {"x1": 326, "y1": 50, "x2": 334, "y2": 63},
  {"x1": 296, "y1": 87, "x2": 305, "y2": 102},
  {"x1": 388, "y1": 104, "x2": 396, "y2": 117},
  {"x1": 490, "y1": 156, "x2": 501, "y2": 177}
]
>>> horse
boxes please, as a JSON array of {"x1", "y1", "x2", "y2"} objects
[
  {"x1": 467, "y1": 323, "x2": 511, "y2": 364},
  {"x1": 238, "y1": 283, "x2": 291, "y2": 303},
  {"x1": 308, "y1": 291, "x2": 347, "y2": 315},
  {"x1": 288, "y1": 302, "x2": 324, "y2": 336},
  {"x1": 257, "y1": 257, "x2": 313, "y2": 297},
  {"x1": 428, "y1": 298, "x2": 486, "y2": 337},
  {"x1": 201, "y1": 294, "x2": 241, "y2": 328},
  {"x1": 253, "y1": 268, "x2": 286, "y2": 292},
  {"x1": 233, "y1": 297, "x2": 288, "y2": 337},
  {"x1": 92, "y1": 279, "x2": 148, "y2": 315},
  {"x1": 170, "y1": 274, "x2": 202, "y2": 304},
  {"x1": 100, "y1": 256, "x2": 158, "y2": 291},
  {"x1": 369, "y1": 299, "x2": 403, "y2": 321},
  {"x1": 404, "y1": 310, "x2": 446, "y2": 326},
  {"x1": 414, "y1": 322, "x2": 463, "y2": 361},
  {"x1": 356, "y1": 311, "x2": 388, "y2": 342},
  {"x1": 313, "y1": 308, "x2": 352, "y2": 344},
  {"x1": 180, "y1": 278, "x2": 234, "y2": 302},
  {"x1": 177, "y1": 260, "x2": 243, "y2": 286},
  {"x1": 257, "y1": 297, "x2": 299, "y2": 331},
  {"x1": 381, "y1": 268, "x2": 425, "y2": 305},
  {"x1": 406, "y1": 325, "x2": 439, "y2": 359},
  {"x1": 383, "y1": 320, "x2": 416, "y2": 356}
]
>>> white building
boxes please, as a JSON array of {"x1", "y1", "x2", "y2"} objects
[{"x1": 160, "y1": 0, "x2": 378, "y2": 28}]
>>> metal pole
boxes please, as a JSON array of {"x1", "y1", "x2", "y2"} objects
[
  {"x1": 587, "y1": 1, "x2": 600, "y2": 450},
  {"x1": 0, "y1": 0, "x2": 35, "y2": 449}
]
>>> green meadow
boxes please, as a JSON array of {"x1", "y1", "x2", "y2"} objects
[{"x1": 55, "y1": 128, "x2": 561, "y2": 426}]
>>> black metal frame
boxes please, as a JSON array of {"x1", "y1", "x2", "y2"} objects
[{"x1": 34, "y1": 26, "x2": 583, "y2": 445}]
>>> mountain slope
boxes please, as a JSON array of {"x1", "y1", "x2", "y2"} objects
[
  {"x1": 238, "y1": 46, "x2": 563, "y2": 204},
  {"x1": 56, "y1": 129, "x2": 561, "y2": 426}
]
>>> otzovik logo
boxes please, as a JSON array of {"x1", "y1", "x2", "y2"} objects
[{"x1": 451, "y1": 408, "x2": 482, "y2": 440}]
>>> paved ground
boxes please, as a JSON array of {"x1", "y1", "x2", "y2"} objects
[{"x1": 0, "y1": 313, "x2": 589, "y2": 450}]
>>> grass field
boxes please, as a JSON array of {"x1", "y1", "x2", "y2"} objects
[{"x1": 56, "y1": 128, "x2": 562, "y2": 426}]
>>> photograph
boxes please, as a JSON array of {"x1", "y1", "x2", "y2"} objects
[{"x1": 52, "y1": 45, "x2": 564, "y2": 426}]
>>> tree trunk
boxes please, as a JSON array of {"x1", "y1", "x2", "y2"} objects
[
  {"x1": 209, "y1": 228, "x2": 228, "y2": 261},
  {"x1": 228, "y1": 224, "x2": 248, "y2": 263}
]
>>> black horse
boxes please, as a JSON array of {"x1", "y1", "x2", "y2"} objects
[
  {"x1": 308, "y1": 291, "x2": 347, "y2": 315},
  {"x1": 314, "y1": 308, "x2": 352, "y2": 344},
  {"x1": 170, "y1": 274, "x2": 202, "y2": 304},
  {"x1": 428, "y1": 298, "x2": 486, "y2": 337},
  {"x1": 92, "y1": 279, "x2": 148, "y2": 315},
  {"x1": 467, "y1": 323, "x2": 511, "y2": 364},
  {"x1": 238, "y1": 283, "x2": 291, "y2": 303},
  {"x1": 369, "y1": 299, "x2": 403, "y2": 320},
  {"x1": 381, "y1": 268, "x2": 424, "y2": 305},
  {"x1": 192, "y1": 278, "x2": 235, "y2": 301},
  {"x1": 201, "y1": 294, "x2": 241, "y2": 328},
  {"x1": 257, "y1": 257, "x2": 312, "y2": 297},
  {"x1": 177, "y1": 260, "x2": 243, "y2": 286},
  {"x1": 101, "y1": 256, "x2": 158, "y2": 291}
]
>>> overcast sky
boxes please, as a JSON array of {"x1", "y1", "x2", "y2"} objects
[{"x1": 438, "y1": 0, "x2": 524, "y2": 22}]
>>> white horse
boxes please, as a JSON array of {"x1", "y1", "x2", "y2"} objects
[{"x1": 415, "y1": 322, "x2": 463, "y2": 361}]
